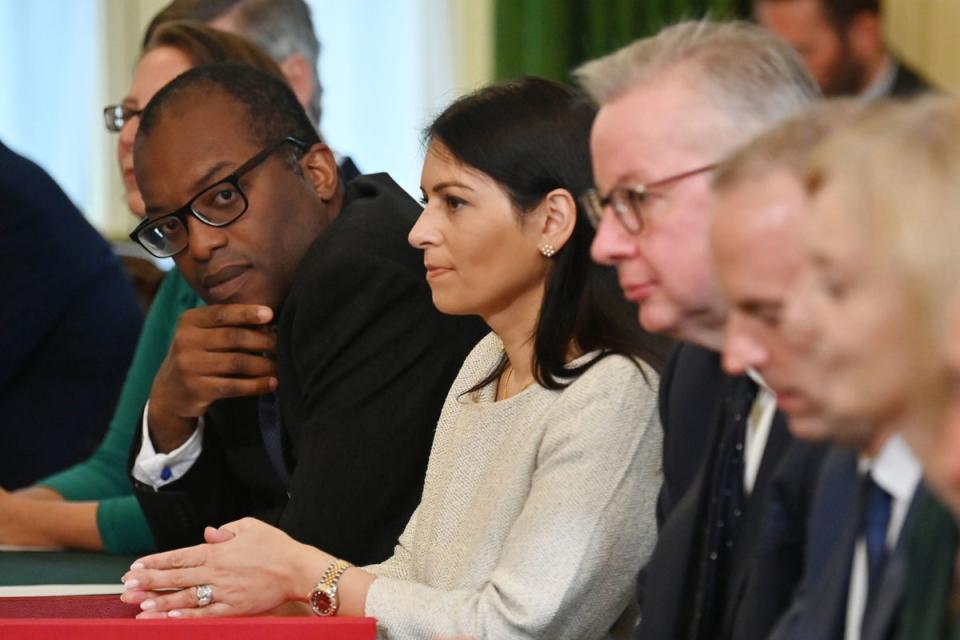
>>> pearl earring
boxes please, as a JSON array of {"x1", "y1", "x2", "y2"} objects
[{"x1": 539, "y1": 244, "x2": 556, "y2": 258}]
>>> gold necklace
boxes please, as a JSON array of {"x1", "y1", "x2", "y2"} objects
[{"x1": 498, "y1": 365, "x2": 535, "y2": 401}]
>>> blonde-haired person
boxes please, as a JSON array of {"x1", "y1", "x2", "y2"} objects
[
  {"x1": 779, "y1": 96, "x2": 960, "y2": 640},
  {"x1": 0, "y1": 22, "x2": 286, "y2": 554}
]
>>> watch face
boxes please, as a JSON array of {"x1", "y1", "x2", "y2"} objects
[{"x1": 311, "y1": 590, "x2": 334, "y2": 616}]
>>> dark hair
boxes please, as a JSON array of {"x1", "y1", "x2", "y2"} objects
[
  {"x1": 137, "y1": 63, "x2": 321, "y2": 152},
  {"x1": 427, "y1": 76, "x2": 671, "y2": 391},
  {"x1": 144, "y1": 20, "x2": 284, "y2": 78},
  {"x1": 756, "y1": 0, "x2": 880, "y2": 32},
  {"x1": 143, "y1": 0, "x2": 323, "y2": 124},
  {"x1": 822, "y1": 0, "x2": 879, "y2": 31}
]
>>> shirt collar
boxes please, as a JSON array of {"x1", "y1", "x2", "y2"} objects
[
  {"x1": 746, "y1": 367, "x2": 772, "y2": 392},
  {"x1": 861, "y1": 433, "x2": 923, "y2": 503},
  {"x1": 860, "y1": 56, "x2": 897, "y2": 101}
]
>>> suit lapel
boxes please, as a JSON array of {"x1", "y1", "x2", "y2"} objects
[
  {"x1": 722, "y1": 409, "x2": 792, "y2": 633},
  {"x1": 797, "y1": 450, "x2": 861, "y2": 640},
  {"x1": 637, "y1": 373, "x2": 739, "y2": 639}
]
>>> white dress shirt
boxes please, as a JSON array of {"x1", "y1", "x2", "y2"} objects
[
  {"x1": 131, "y1": 400, "x2": 205, "y2": 488},
  {"x1": 860, "y1": 55, "x2": 896, "y2": 101},
  {"x1": 744, "y1": 369, "x2": 777, "y2": 495}
]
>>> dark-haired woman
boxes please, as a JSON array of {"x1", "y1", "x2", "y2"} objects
[{"x1": 121, "y1": 77, "x2": 665, "y2": 640}]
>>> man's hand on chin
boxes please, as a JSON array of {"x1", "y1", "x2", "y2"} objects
[{"x1": 148, "y1": 304, "x2": 278, "y2": 452}]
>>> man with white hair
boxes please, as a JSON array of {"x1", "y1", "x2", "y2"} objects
[{"x1": 576, "y1": 20, "x2": 819, "y2": 640}]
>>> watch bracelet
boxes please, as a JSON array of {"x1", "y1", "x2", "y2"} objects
[{"x1": 309, "y1": 558, "x2": 354, "y2": 616}]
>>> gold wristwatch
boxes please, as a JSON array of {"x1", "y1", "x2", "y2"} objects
[{"x1": 309, "y1": 558, "x2": 353, "y2": 616}]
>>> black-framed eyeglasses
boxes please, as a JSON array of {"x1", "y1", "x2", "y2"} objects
[
  {"x1": 129, "y1": 136, "x2": 309, "y2": 258},
  {"x1": 103, "y1": 104, "x2": 142, "y2": 132},
  {"x1": 580, "y1": 163, "x2": 718, "y2": 234}
]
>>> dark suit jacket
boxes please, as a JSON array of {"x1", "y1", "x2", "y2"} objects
[
  {"x1": 770, "y1": 448, "x2": 926, "y2": 640},
  {"x1": 0, "y1": 140, "x2": 142, "y2": 489},
  {"x1": 338, "y1": 156, "x2": 361, "y2": 181},
  {"x1": 889, "y1": 58, "x2": 933, "y2": 98},
  {"x1": 715, "y1": 404, "x2": 795, "y2": 640},
  {"x1": 636, "y1": 345, "x2": 800, "y2": 640},
  {"x1": 655, "y1": 343, "x2": 727, "y2": 525},
  {"x1": 635, "y1": 345, "x2": 822, "y2": 640},
  {"x1": 895, "y1": 494, "x2": 959, "y2": 640},
  {"x1": 132, "y1": 174, "x2": 487, "y2": 565},
  {"x1": 733, "y1": 440, "x2": 830, "y2": 639}
]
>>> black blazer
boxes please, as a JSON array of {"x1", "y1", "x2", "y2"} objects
[
  {"x1": 132, "y1": 174, "x2": 487, "y2": 565},
  {"x1": 889, "y1": 58, "x2": 933, "y2": 98},
  {"x1": 636, "y1": 353, "x2": 800, "y2": 640},
  {"x1": 655, "y1": 343, "x2": 728, "y2": 524},
  {"x1": 770, "y1": 448, "x2": 926, "y2": 640},
  {"x1": 731, "y1": 439, "x2": 829, "y2": 639}
]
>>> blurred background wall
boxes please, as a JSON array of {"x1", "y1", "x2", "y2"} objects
[
  {"x1": 885, "y1": 0, "x2": 960, "y2": 90},
  {"x1": 0, "y1": 0, "x2": 954, "y2": 242}
]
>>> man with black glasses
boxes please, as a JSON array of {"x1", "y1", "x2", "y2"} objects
[{"x1": 127, "y1": 63, "x2": 485, "y2": 564}]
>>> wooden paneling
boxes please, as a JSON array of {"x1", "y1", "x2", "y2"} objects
[{"x1": 885, "y1": 0, "x2": 960, "y2": 92}]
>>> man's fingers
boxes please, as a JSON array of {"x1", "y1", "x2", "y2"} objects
[
  {"x1": 200, "y1": 375, "x2": 278, "y2": 400},
  {"x1": 192, "y1": 352, "x2": 278, "y2": 379},
  {"x1": 189, "y1": 304, "x2": 273, "y2": 329},
  {"x1": 201, "y1": 326, "x2": 278, "y2": 355}
]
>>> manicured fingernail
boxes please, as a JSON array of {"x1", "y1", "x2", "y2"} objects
[
  {"x1": 141, "y1": 600, "x2": 156, "y2": 611},
  {"x1": 257, "y1": 307, "x2": 272, "y2": 321},
  {"x1": 130, "y1": 562, "x2": 145, "y2": 570},
  {"x1": 123, "y1": 579, "x2": 140, "y2": 589},
  {"x1": 168, "y1": 610, "x2": 182, "y2": 618}
]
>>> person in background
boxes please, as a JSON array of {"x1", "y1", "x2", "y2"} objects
[
  {"x1": 120, "y1": 76, "x2": 665, "y2": 640},
  {"x1": 0, "y1": 140, "x2": 141, "y2": 491},
  {"x1": 0, "y1": 22, "x2": 287, "y2": 554},
  {"x1": 145, "y1": 0, "x2": 360, "y2": 179},
  {"x1": 754, "y1": 0, "x2": 931, "y2": 98},
  {"x1": 577, "y1": 20, "x2": 819, "y2": 640}
]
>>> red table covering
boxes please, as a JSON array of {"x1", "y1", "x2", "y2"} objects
[{"x1": 0, "y1": 595, "x2": 376, "y2": 639}]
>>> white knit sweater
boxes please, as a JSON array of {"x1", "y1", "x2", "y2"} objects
[{"x1": 363, "y1": 333, "x2": 663, "y2": 640}]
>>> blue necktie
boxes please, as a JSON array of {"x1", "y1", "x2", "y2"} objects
[
  {"x1": 258, "y1": 391, "x2": 291, "y2": 487},
  {"x1": 862, "y1": 472, "x2": 893, "y2": 598}
]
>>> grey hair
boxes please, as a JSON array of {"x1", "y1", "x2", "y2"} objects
[
  {"x1": 227, "y1": 0, "x2": 323, "y2": 126},
  {"x1": 575, "y1": 20, "x2": 820, "y2": 146},
  {"x1": 146, "y1": 0, "x2": 323, "y2": 126}
]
